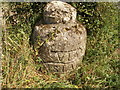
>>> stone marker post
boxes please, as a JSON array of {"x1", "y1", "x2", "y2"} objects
[{"x1": 32, "y1": 1, "x2": 87, "y2": 73}]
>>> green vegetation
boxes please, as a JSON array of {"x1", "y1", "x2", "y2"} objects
[{"x1": 2, "y1": 2, "x2": 119, "y2": 88}]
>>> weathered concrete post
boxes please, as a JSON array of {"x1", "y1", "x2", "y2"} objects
[{"x1": 32, "y1": 1, "x2": 87, "y2": 73}]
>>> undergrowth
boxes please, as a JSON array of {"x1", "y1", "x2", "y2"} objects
[{"x1": 2, "y1": 2, "x2": 119, "y2": 88}]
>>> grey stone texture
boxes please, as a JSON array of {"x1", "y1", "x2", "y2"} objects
[
  {"x1": 43, "y1": 1, "x2": 76, "y2": 24},
  {"x1": 32, "y1": 1, "x2": 87, "y2": 73}
]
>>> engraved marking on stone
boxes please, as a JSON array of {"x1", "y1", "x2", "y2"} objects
[{"x1": 32, "y1": 1, "x2": 87, "y2": 73}]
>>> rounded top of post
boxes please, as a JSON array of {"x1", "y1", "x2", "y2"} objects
[{"x1": 43, "y1": 1, "x2": 77, "y2": 24}]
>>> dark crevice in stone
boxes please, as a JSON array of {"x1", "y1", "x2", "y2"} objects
[
  {"x1": 43, "y1": 59, "x2": 80, "y2": 64},
  {"x1": 43, "y1": 61, "x2": 66, "y2": 64},
  {"x1": 50, "y1": 47, "x2": 82, "y2": 53}
]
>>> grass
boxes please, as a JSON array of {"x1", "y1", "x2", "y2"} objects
[{"x1": 2, "y1": 2, "x2": 120, "y2": 88}]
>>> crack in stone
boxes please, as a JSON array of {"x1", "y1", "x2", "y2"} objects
[
  {"x1": 43, "y1": 58, "x2": 80, "y2": 64},
  {"x1": 50, "y1": 47, "x2": 82, "y2": 53}
]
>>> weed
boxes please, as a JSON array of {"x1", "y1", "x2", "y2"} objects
[{"x1": 2, "y1": 2, "x2": 119, "y2": 88}]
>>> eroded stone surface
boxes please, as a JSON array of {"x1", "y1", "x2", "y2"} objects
[
  {"x1": 32, "y1": 1, "x2": 87, "y2": 73},
  {"x1": 43, "y1": 57, "x2": 82, "y2": 73},
  {"x1": 43, "y1": 1, "x2": 76, "y2": 24}
]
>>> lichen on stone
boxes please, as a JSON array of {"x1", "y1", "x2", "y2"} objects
[{"x1": 32, "y1": 1, "x2": 87, "y2": 73}]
